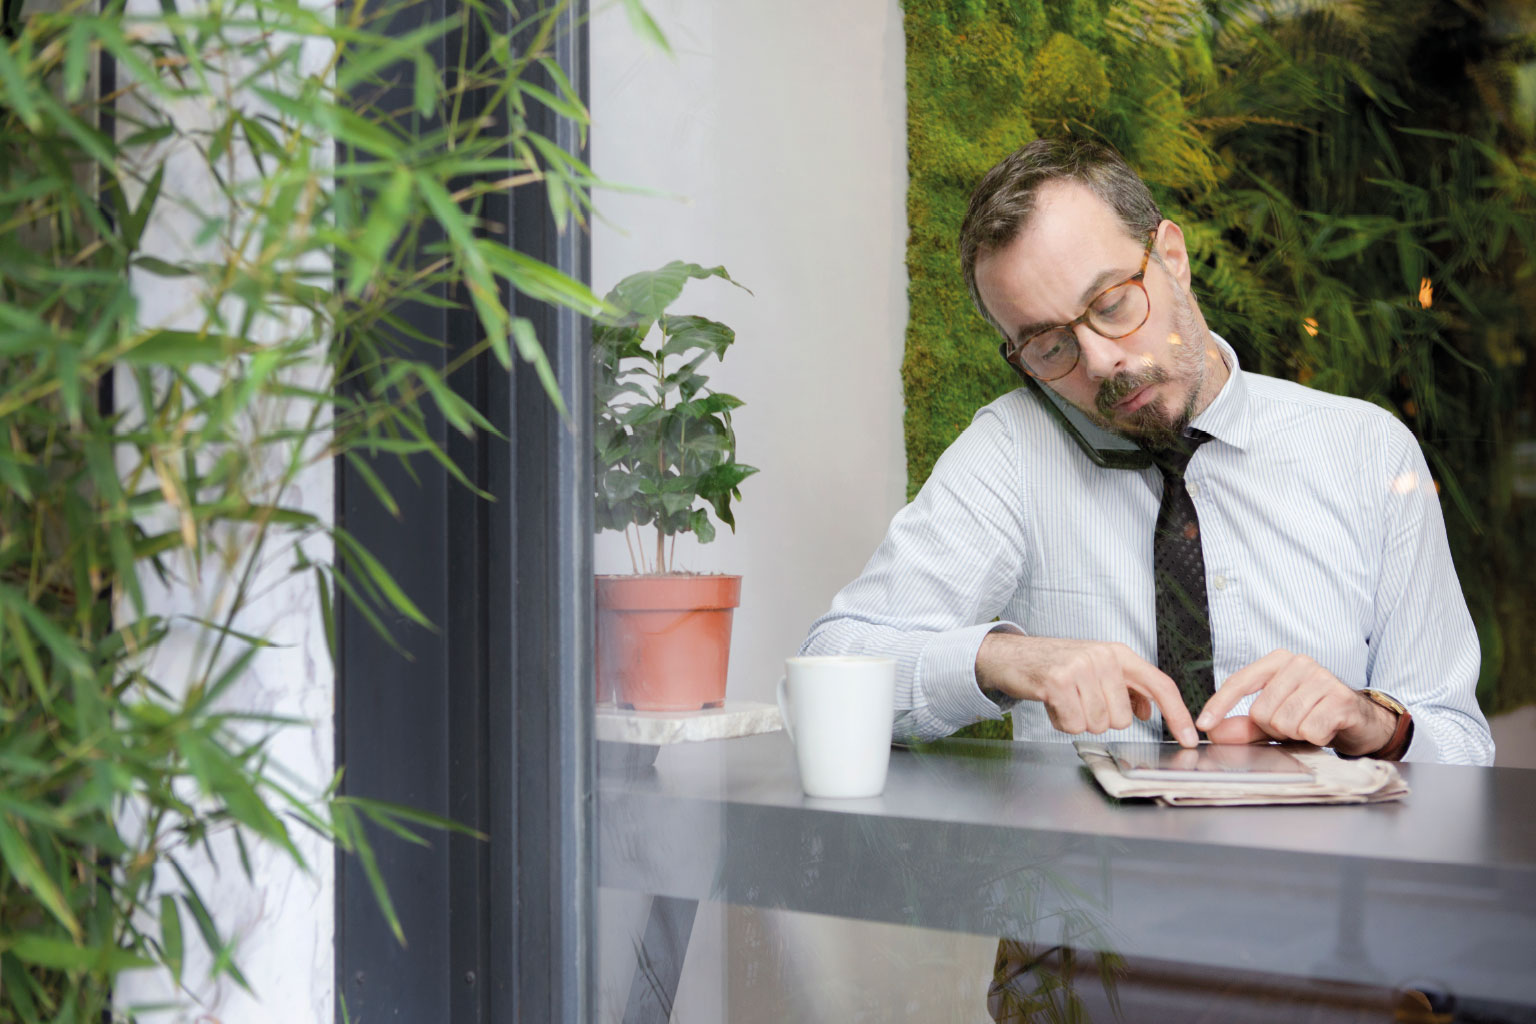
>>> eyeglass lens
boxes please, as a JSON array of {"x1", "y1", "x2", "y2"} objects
[{"x1": 1019, "y1": 280, "x2": 1150, "y2": 380}]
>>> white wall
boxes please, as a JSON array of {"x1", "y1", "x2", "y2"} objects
[
  {"x1": 590, "y1": 0, "x2": 911, "y2": 706},
  {"x1": 590, "y1": 3, "x2": 916, "y2": 1019},
  {"x1": 112, "y1": 3, "x2": 335, "y2": 1018}
]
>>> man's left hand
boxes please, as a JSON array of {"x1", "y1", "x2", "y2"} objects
[{"x1": 1194, "y1": 649, "x2": 1397, "y2": 755}]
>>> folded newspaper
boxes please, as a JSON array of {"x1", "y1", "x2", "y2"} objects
[{"x1": 1073, "y1": 741, "x2": 1409, "y2": 807}]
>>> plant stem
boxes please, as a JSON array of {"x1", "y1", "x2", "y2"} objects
[{"x1": 656, "y1": 526, "x2": 665, "y2": 576}]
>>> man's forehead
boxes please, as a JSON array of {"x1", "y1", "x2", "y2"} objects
[
  {"x1": 1018, "y1": 180, "x2": 1130, "y2": 251},
  {"x1": 979, "y1": 187, "x2": 1146, "y2": 327}
]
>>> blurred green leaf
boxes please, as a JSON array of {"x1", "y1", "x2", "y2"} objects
[{"x1": 0, "y1": 815, "x2": 81, "y2": 940}]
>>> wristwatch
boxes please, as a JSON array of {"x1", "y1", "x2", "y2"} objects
[{"x1": 1350, "y1": 688, "x2": 1414, "y2": 761}]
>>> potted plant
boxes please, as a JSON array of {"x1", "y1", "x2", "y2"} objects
[{"x1": 593, "y1": 261, "x2": 758, "y2": 711}]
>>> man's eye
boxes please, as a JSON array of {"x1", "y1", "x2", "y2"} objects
[
  {"x1": 1031, "y1": 331, "x2": 1072, "y2": 360},
  {"x1": 1094, "y1": 295, "x2": 1125, "y2": 318}
]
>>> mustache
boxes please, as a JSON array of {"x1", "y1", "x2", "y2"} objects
[{"x1": 1096, "y1": 366, "x2": 1170, "y2": 416}]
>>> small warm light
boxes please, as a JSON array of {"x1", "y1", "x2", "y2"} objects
[
  {"x1": 1139, "y1": 354, "x2": 1154, "y2": 367},
  {"x1": 1434, "y1": 479, "x2": 1441, "y2": 494},
  {"x1": 1418, "y1": 277, "x2": 1433, "y2": 309},
  {"x1": 1303, "y1": 318, "x2": 1319, "y2": 337},
  {"x1": 1168, "y1": 332, "x2": 1183, "y2": 346},
  {"x1": 1391, "y1": 472, "x2": 1418, "y2": 495}
]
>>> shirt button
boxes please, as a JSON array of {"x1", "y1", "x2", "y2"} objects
[
  {"x1": 1186, "y1": 480, "x2": 1201, "y2": 498},
  {"x1": 1213, "y1": 574, "x2": 1229, "y2": 591}
]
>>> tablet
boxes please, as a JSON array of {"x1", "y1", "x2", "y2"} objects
[{"x1": 1105, "y1": 741, "x2": 1315, "y2": 783}]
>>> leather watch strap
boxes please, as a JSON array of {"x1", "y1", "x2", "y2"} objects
[{"x1": 1348, "y1": 689, "x2": 1414, "y2": 761}]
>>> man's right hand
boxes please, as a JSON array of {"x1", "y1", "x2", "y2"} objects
[{"x1": 975, "y1": 633, "x2": 1200, "y2": 747}]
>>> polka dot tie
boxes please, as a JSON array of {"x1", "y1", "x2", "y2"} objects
[{"x1": 1153, "y1": 431, "x2": 1214, "y2": 738}]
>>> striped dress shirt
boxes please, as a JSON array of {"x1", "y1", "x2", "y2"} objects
[{"x1": 802, "y1": 336, "x2": 1494, "y2": 765}]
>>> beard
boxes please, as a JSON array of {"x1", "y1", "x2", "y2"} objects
[{"x1": 1081, "y1": 293, "x2": 1208, "y2": 451}]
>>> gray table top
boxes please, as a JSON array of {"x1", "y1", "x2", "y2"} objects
[{"x1": 599, "y1": 733, "x2": 1536, "y2": 1005}]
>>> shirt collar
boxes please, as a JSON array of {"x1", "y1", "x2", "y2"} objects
[{"x1": 1187, "y1": 331, "x2": 1251, "y2": 452}]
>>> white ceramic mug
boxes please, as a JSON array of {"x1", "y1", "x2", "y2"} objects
[{"x1": 777, "y1": 655, "x2": 897, "y2": 798}]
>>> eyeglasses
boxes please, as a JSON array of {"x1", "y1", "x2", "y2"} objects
[{"x1": 1003, "y1": 230, "x2": 1158, "y2": 382}]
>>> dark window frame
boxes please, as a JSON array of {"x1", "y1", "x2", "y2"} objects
[{"x1": 334, "y1": 2, "x2": 594, "y2": 1021}]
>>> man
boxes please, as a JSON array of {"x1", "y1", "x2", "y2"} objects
[{"x1": 802, "y1": 138, "x2": 1493, "y2": 766}]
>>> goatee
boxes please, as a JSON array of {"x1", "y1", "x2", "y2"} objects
[{"x1": 1092, "y1": 366, "x2": 1196, "y2": 451}]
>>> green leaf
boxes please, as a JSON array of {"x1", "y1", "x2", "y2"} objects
[
  {"x1": 333, "y1": 529, "x2": 434, "y2": 629},
  {"x1": 603, "y1": 261, "x2": 745, "y2": 323},
  {"x1": 477, "y1": 240, "x2": 606, "y2": 316},
  {"x1": 0, "y1": 952, "x2": 43, "y2": 1020},
  {"x1": 0, "y1": 585, "x2": 92, "y2": 682},
  {"x1": 7, "y1": 934, "x2": 154, "y2": 974},
  {"x1": 177, "y1": 732, "x2": 300, "y2": 864},
  {"x1": 697, "y1": 462, "x2": 759, "y2": 530},
  {"x1": 697, "y1": 392, "x2": 745, "y2": 414},
  {"x1": 688, "y1": 507, "x2": 716, "y2": 544},
  {"x1": 124, "y1": 165, "x2": 166, "y2": 251},
  {"x1": 414, "y1": 51, "x2": 437, "y2": 117},
  {"x1": 344, "y1": 452, "x2": 401, "y2": 518},
  {"x1": 160, "y1": 894, "x2": 184, "y2": 986},
  {"x1": 0, "y1": 39, "x2": 41, "y2": 131},
  {"x1": 346, "y1": 167, "x2": 414, "y2": 297},
  {"x1": 619, "y1": 0, "x2": 673, "y2": 56},
  {"x1": 517, "y1": 79, "x2": 588, "y2": 125},
  {"x1": 5, "y1": 607, "x2": 54, "y2": 715},
  {"x1": 659, "y1": 490, "x2": 693, "y2": 515},
  {"x1": 131, "y1": 256, "x2": 197, "y2": 279},
  {"x1": 169, "y1": 861, "x2": 253, "y2": 993},
  {"x1": 0, "y1": 815, "x2": 81, "y2": 940},
  {"x1": 120, "y1": 329, "x2": 234, "y2": 366},
  {"x1": 336, "y1": 804, "x2": 406, "y2": 947},
  {"x1": 64, "y1": 22, "x2": 92, "y2": 101},
  {"x1": 659, "y1": 315, "x2": 734, "y2": 359}
]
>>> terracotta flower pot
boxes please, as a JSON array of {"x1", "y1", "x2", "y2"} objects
[{"x1": 595, "y1": 574, "x2": 742, "y2": 711}]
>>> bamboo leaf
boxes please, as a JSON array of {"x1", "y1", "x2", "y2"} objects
[
  {"x1": 0, "y1": 815, "x2": 81, "y2": 939},
  {"x1": 159, "y1": 894, "x2": 184, "y2": 986},
  {"x1": 619, "y1": 0, "x2": 673, "y2": 56},
  {"x1": 337, "y1": 804, "x2": 406, "y2": 947},
  {"x1": 7, "y1": 934, "x2": 154, "y2": 974},
  {"x1": 333, "y1": 529, "x2": 434, "y2": 629}
]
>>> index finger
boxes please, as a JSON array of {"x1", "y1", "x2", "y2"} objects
[
  {"x1": 1195, "y1": 649, "x2": 1292, "y2": 730},
  {"x1": 1118, "y1": 654, "x2": 1199, "y2": 747}
]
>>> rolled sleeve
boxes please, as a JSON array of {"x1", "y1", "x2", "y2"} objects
[{"x1": 917, "y1": 621, "x2": 1025, "y2": 728}]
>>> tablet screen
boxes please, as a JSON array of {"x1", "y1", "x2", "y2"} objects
[{"x1": 1105, "y1": 741, "x2": 1315, "y2": 783}]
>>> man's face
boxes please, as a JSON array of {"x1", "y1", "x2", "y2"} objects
[{"x1": 974, "y1": 181, "x2": 1226, "y2": 448}]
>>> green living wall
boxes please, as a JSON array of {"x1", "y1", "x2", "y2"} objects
[{"x1": 904, "y1": 0, "x2": 1536, "y2": 716}]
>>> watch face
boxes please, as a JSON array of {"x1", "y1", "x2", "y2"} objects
[{"x1": 1363, "y1": 689, "x2": 1407, "y2": 715}]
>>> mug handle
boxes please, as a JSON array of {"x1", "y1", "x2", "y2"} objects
[{"x1": 776, "y1": 675, "x2": 794, "y2": 744}]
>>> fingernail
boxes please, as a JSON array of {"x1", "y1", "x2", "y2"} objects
[
  {"x1": 1195, "y1": 714, "x2": 1212, "y2": 730},
  {"x1": 1180, "y1": 729, "x2": 1199, "y2": 747}
]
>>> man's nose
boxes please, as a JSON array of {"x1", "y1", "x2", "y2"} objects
[{"x1": 1074, "y1": 325, "x2": 1129, "y2": 381}]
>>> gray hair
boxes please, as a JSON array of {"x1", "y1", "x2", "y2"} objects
[{"x1": 958, "y1": 138, "x2": 1163, "y2": 335}]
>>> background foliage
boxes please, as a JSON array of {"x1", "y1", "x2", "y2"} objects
[
  {"x1": 904, "y1": 0, "x2": 1536, "y2": 728},
  {"x1": 0, "y1": 0, "x2": 604, "y2": 1017}
]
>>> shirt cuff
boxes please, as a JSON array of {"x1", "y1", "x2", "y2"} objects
[
  {"x1": 916, "y1": 621, "x2": 1026, "y2": 729},
  {"x1": 1401, "y1": 715, "x2": 1439, "y2": 763}
]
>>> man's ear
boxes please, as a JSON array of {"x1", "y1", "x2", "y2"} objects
[{"x1": 1156, "y1": 219, "x2": 1193, "y2": 291}]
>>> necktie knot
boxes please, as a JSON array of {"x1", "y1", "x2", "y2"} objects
[{"x1": 1151, "y1": 430, "x2": 1211, "y2": 481}]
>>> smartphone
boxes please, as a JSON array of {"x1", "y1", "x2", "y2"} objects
[{"x1": 1105, "y1": 741, "x2": 1315, "y2": 783}]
